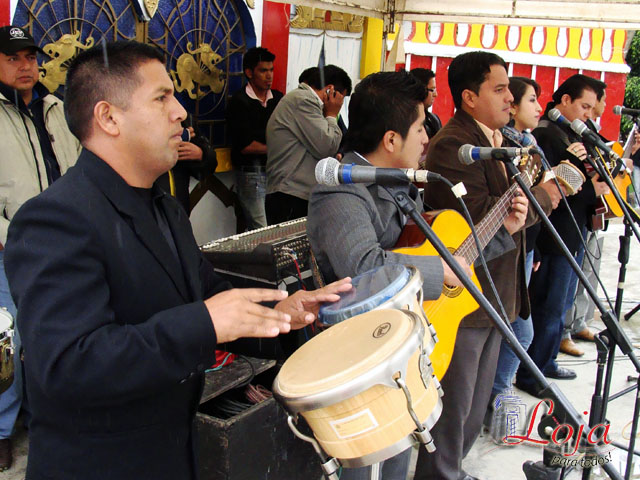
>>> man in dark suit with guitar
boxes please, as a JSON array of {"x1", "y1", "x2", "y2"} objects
[
  {"x1": 3, "y1": 41, "x2": 350, "y2": 480},
  {"x1": 416, "y1": 51, "x2": 546, "y2": 480},
  {"x1": 560, "y1": 78, "x2": 608, "y2": 357},
  {"x1": 515, "y1": 74, "x2": 609, "y2": 396}
]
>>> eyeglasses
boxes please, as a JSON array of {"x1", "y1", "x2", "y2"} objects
[{"x1": 427, "y1": 88, "x2": 437, "y2": 94}]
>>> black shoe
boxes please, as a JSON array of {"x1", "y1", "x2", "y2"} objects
[
  {"x1": 0, "y1": 438, "x2": 12, "y2": 472},
  {"x1": 545, "y1": 366, "x2": 577, "y2": 380},
  {"x1": 514, "y1": 381, "x2": 544, "y2": 399}
]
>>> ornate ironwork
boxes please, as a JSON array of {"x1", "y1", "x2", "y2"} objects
[
  {"x1": 170, "y1": 41, "x2": 225, "y2": 99},
  {"x1": 14, "y1": 0, "x2": 253, "y2": 147},
  {"x1": 40, "y1": 32, "x2": 94, "y2": 92},
  {"x1": 290, "y1": 6, "x2": 364, "y2": 33}
]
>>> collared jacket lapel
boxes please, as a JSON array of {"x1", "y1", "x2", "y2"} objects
[
  {"x1": 78, "y1": 150, "x2": 191, "y2": 302},
  {"x1": 341, "y1": 151, "x2": 422, "y2": 227}
]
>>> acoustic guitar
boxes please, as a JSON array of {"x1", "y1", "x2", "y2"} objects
[
  {"x1": 603, "y1": 142, "x2": 631, "y2": 219},
  {"x1": 586, "y1": 142, "x2": 630, "y2": 230},
  {"x1": 393, "y1": 158, "x2": 540, "y2": 380}
]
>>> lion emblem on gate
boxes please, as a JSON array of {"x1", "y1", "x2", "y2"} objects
[
  {"x1": 39, "y1": 32, "x2": 94, "y2": 92},
  {"x1": 170, "y1": 42, "x2": 226, "y2": 99}
]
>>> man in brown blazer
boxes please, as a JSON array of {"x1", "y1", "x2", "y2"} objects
[{"x1": 415, "y1": 51, "x2": 551, "y2": 480}]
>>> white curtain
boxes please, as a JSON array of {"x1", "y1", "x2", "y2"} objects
[{"x1": 286, "y1": 28, "x2": 362, "y2": 94}]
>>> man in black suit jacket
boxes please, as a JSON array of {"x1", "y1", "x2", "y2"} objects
[
  {"x1": 515, "y1": 74, "x2": 609, "y2": 395},
  {"x1": 4, "y1": 41, "x2": 349, "y2": 480}
]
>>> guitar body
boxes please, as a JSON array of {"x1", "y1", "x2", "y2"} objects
[
  {"x1": 587, "y1": 141, "x2": 630, "y2": 221},
  {"x1": 393, "y1": 209, "x2": 482, "y2": 380},
  {"x1": 603, "y1": 172, "x2": 631, "y2": 218},
  {"x1": 589, "y1": 198, "x2": 608, "y2": 231}
]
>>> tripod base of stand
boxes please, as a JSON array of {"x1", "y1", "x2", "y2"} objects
[{"x1": 523, "y1": 461, "x2": 562, "y2": 480}]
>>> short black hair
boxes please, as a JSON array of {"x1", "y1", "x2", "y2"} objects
[
  {"x1": 65, "y1": 41, "x2": 165, "y2": 142},
  {"x1": 298, "y1": 65, "x2": 352, "y2": 96},
  {"x1": 448, "y1": 51, "x2": 507, "y2": 110},
  {"x1": 584, "y1": 76, "x2": 607, "y2": 101},
  {"x1": 509, "y1": 77, "x2": 541, "y2": 106},
  {"x1": 343, "y1": 70, "x2": 426, "y2": 155},
  {"x1": 546, "y1": 74, "x2": 599, "y2": 114},
  {"x1": 298, "y1": 66, "x2": 317, "y2": 85},
  {"x1": 242, "y1": 47, "x2": 275, "y2": 75},
  {"x1": 410, "y1": 68, "x2": 435, "y2": 86}
]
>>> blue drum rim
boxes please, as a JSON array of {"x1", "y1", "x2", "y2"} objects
[{"x1": 319, "y1": 264, "x2": 411, "y2": 325}]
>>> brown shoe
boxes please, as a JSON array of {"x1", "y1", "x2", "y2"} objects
[
  {"x1": 574, "y1": 328, "x2": 596, "y2": 342},
  {"x1": 0, "y1": 438, "x2": 11, "y2": 471},
  {"x1": 560, "y1": 338, "x2": 584, "y2": 357}
]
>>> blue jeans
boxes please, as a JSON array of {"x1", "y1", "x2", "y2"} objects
[
  {"x1": 234, "y1": 170, "x2": 267, "y2": 230},
  {"x1": 492, "y1": 250, "x2": 534, "y2": 396},
  {"x1": 516, "y1": 245, "x2": 585, "y2": 388},
  {"x1": 339, "y1": 447, "x2": 412, "y2": 480},
  {"x1": 0, "y1": 250, "x2": 21, "y2": 439}
]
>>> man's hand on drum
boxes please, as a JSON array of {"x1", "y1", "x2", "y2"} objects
[
  {"x1": 275, "y1": 277, "x2": 352, "y2": 330},
  {"x1": 206, "y1": 288, "x2": 292, "y2": 343},
  {"x1": 441, "y1": 255, "x2": 472, "y2": 287},
  {"x1": 206, "y1": 278, "x2": 352, "y2": 343}
]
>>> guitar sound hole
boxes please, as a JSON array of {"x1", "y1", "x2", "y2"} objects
[{"x1": 442, "y1": 284, "x2": 463, "y2": 298}]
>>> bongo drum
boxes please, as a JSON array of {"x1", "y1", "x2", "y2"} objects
[
  {"x1": 0, "y1": 308, "x2": 14, "y2": 395},
  {"x1": 318, "y1": 264, "x2": 439, "y2": 355},
  {"x1": 273, "y1": 309, "x2": 443, "y2": 473}
]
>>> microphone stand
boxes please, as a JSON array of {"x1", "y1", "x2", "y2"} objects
[
  {"x1": 501, "y1": 159, "x2": 640, "y2": 480},
  {"x1": 575, "y1": 145, "x2": 640, "y2": 479},
  {"x1": 389, "y1": 185, "x2": 624, "y2": 480}
]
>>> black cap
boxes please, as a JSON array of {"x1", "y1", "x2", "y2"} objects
[{"x1": 0, "y1": 26, "x2": 44, "y2": 55}]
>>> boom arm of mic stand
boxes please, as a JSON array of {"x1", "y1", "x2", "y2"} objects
[{"x1": 391, "y1": 189, "x2": 624, "y2": 480}]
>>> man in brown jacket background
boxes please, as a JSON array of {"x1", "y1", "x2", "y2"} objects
[{"x1": 415, "y1": 51, "x2": 551, "y2": 480}]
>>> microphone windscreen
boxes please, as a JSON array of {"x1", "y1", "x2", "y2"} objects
[
  {"x1": 548, "y1": 108, "x2": 562, "y2": 122},
  {"x1": 613, "y1": 105, "x2": 622, "y2": 115},
  {"x1": 315, "y1": 157, "x2": 341, "y2": 186},
  {"x1": 458, "y1": 144, "x2": 475, "y2": 165}
]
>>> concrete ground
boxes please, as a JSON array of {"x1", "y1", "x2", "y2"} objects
[
  {"x1": 1, "y1": 219, "x2": 639, "y2": 479},
  {"x1": 459, "y1": 219, "x2": 640, "y2": 480}
]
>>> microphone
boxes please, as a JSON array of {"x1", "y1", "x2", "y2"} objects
[
  {"x1": 570, "y1": 119, "x2": 620, "y2": 160},
  {"x1": 315, "y1": 157, "x2": 442, "y2": 186},
  {"x1": 458, "y1": 144, "x2": 535, "y2": 165},
  {"x1": 613, "y1": 105, "x2": 640, "y2": 117},
  {"x1": 548, "y1": 108, "x2": 572, "y2": 128},
  {"x1": 570, "y1": 119, "x2": 627, "y2": 177}
]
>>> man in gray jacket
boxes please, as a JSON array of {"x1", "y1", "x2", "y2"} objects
[
  {"x1": 307, "y1": 71, "x2": 470, "y2": 480},
  {"x1": 0, "y1": 25, "x2": 80, "y2": 470},
  {"x1": 265, "y1": 65, "x2": 351, "y2": 224}
]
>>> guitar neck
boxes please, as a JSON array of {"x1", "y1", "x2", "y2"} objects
[{"x1": 456, "y1": 174, "x2": 531, "y2": 264}]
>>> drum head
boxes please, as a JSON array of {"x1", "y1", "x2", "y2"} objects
[
  {"x1": 277, "y1": 309, "x2": 415, "y2": 397},
  {"x1": 0, "y1": 309, "x2": 13, "y2": 332},
  {"x1": 319, "y1": 264, "x2": 410, "y2": 325}
]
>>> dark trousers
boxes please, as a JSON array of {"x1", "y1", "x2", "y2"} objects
[
  {"x1": 414, "y1": 327, "x2": 501, "y2": 480},
  {"x1": 265, "y1": 191, "x2": 308, "y2": 225},
  {"x1": 516, "y1": 246, "x2": 585, "y2": 388}
]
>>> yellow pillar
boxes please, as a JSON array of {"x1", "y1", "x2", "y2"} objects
[{"x1": 360, "y1": 17, "x2": 385, "y2": 79}]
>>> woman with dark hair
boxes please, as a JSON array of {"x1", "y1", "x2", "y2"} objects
[{"x1": 489, "y1": 76, "x2": 556, "y2": 408}]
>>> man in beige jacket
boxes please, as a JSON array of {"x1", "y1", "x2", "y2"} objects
[{"x1": 0, "y1": 25, "x2": 80, "y2": 470}]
